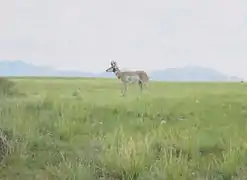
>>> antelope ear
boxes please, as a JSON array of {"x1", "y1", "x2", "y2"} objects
[{"x1": 111, "y1": 60, "x2": 116, "y2": 67}]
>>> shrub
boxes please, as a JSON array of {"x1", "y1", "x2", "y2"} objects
[
  {"x1": 0, "y1": 78, "x2": 24, "y2": 97},
  {"x1": 0, "y1": 128, "x2": 11, "y2": 162}
]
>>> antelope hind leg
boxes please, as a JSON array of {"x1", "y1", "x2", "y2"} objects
[
  {"x1": 144, "y1": 81, "x2": 151, "y2": 92},
  {"x1": 138, "y1": 80, "x2": 143, "y2": 93}
]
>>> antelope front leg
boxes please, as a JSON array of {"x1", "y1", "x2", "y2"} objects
[{"x1": 121, "y1": 83, "x2": 127, "y2": 96}]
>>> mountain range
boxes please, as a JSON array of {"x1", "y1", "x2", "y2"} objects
[{"x1": 0, "y1": 60, "x2": 241, "y2": 82}]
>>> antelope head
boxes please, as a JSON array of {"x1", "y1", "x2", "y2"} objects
[{"x1": 105, "y1": 60, "x2": 117, "y2": 72}]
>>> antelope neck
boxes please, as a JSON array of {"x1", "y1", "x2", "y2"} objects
[{"x1": 113, "y1": 67, "x2": 121, "y2": 79}]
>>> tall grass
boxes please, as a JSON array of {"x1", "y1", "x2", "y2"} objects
[{"x1": 0, "y1": 78, "x2": 247, "y2": 179}]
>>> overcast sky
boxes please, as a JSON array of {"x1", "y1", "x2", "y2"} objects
[{"x1": 0, "y1": 0, "x2": 247, "y2": 78}]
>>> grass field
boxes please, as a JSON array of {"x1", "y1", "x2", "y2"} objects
[{"x1": 1, "y1": 77, "x2": 247, "y2": 180}]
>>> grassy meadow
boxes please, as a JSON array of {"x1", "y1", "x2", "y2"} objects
[{"x1": 0, "y1": 77, "x2": 247, "y2": 179}]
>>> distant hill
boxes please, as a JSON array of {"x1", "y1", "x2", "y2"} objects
[
  {"x1": 150, "y1": 66, "x2": 241, "y2": 82},
  {"x1": 0, "y1": 60, "x2": 95, "y2": 77},
  {"x1": 0, "y1": 60, "x2": 241, "y2": 82}
]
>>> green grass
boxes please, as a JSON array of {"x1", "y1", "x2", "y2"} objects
[{"x1": 1, "y1": 77, "x2": 247, "y2": 179}]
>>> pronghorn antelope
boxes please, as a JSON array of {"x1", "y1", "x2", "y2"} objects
[{"x1": 105, "y1": 61, "x2": 149, "y2": 96}]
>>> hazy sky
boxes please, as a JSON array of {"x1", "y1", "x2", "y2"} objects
[{"x1": 0, "y1": 0, "x2": 247, "y2": 77}]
